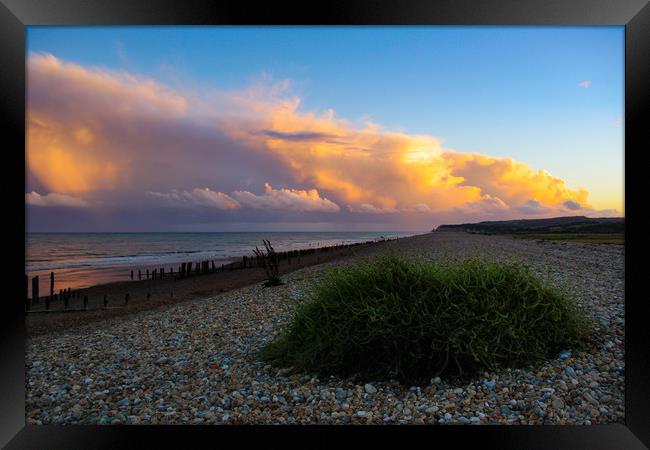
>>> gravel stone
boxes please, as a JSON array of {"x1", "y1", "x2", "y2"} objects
[{"x1": 364, "y1": 384, "x2": 377, "y2": 394}]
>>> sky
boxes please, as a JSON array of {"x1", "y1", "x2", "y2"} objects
[{"x1": 25, "y1": 26, "x2": 624, "y2": 232}]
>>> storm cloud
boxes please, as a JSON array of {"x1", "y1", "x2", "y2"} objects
[{"x1": 26, "y1": 53, "x2": 619, "y2": 231}]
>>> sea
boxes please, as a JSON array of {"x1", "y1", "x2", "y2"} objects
[{"x1": 25, "y1": 231, "x2": 418, "y2": 295}]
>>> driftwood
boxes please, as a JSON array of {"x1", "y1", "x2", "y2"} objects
[{"x1": 253, "y1": 240, "x2": 283, "y2": 287}]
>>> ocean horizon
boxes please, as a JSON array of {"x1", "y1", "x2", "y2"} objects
[{"x1": 25, "y1": 231, "x2": 422, "y2": 294}]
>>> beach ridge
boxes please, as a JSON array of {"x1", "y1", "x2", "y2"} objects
[{"x1": 25, "y1": 232, "x2": 624, "y2": 425}]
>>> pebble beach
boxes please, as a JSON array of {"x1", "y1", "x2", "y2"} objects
[{"x1": 25, "y1": 231, "x2": 625, "y2": 425}]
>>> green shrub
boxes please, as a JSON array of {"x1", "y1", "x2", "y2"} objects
[{"x1": 259, "y1": 253, "x2": 592, "y2": 383}]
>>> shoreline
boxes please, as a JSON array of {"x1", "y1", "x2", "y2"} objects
[
  {"x1": 26, "y1": 232, "x2": 415, "y2": 294},
  {"x1": 26, "y1": 236, "x2": 404, "y2": 336}
]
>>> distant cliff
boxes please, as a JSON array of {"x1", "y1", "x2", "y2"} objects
[{"x1": 434, "y1": 216, "x2": 624, "y2": 234}]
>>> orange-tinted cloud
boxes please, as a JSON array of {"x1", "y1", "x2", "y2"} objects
[
  {"x1": 26, "y1": 53, "x2": 618, "y2": 227},
  {"x1": 29, "y1": 53, "x2": 187, "y2": 117},
  {"x1": 27, "y1": 119, "x2": 122, "y2": 193},
  {"x1": 220, "y1": 81, "x2": 594, "y2": 215},
  {"x1": 442, "y1": 152, "x2": 590, "y2": 208},
  {"x1": 27, "y1": 53, "x2": 190, "y2": 194}
]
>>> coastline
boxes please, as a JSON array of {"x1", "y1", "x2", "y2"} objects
[
  {"x1": 25, "y1": 231, "x2": 624, "y2": 425},
  {"x1": 26, "y1": 231, "x2": 414, "y2": 294},
  {"x1": 26, "y1": 236, "x2": 404, "y2": 336}
]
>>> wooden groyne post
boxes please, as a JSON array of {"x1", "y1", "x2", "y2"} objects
[
  {"x1": 25, "y1": 274, "x2": 29, "y2": 311},
  {"x1": 49, "y1": 272, "x2": 54, "y2": 302},
  {"x1": 31, "y1": 276, "x2": 40, "y2": 308}
]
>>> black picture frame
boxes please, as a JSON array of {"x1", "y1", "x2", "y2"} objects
[{"x1": 2, "y1": 0, "x2": 648, "y2": 448}]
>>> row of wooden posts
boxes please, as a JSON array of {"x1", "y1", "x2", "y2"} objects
[
  {"x1": 125, "y1": 240, "x2": 377, "y2": 282},
  {"x1": 26, "y1": 272, "x2": 134, "y2": 313},
  {"x1": 25, "y1": 273, "x2": 88, "y2": 312},
  {"x1": 25, "y1": 238, "x2": 392, "y2": 313}
]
